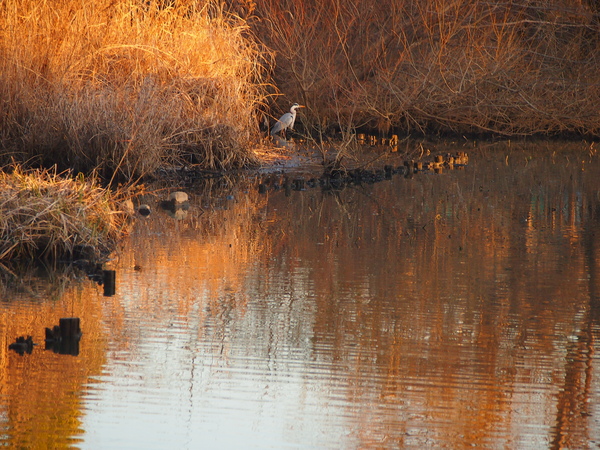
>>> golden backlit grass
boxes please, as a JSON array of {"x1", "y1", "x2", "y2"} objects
[
  {"x1": 0, "y1": 0, "x2": 268, "y2": 177},
  {"x1": 1, "y1": 0, "x2": 596, "y2": 185},
  {"x1": 0, "y1": 166, "x2": 131, "y2": 262}
]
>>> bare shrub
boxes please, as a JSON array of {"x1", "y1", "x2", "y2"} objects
[{"x1": 242, "y1": 0, "x2": 600, "y2": 137}]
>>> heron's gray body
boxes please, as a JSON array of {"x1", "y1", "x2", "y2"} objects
[{"x1": 271, "y1": 103, "x2": 303, "y2": 136}]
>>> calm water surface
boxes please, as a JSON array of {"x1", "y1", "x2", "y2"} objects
[{"x1": 2, "y1": 142, "x2": 600, "y2": 448}]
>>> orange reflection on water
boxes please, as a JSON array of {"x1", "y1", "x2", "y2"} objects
[
  {"x1": 2, "y1": 143, "x2": 600, "y2": 448},
  {"x1": 0, "y1": 274, "x2": 106, "y2": 448}
]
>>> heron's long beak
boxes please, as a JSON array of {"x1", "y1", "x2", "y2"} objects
[{"x1": 298, "y1": 105, "x2": 306, "y2": 108}]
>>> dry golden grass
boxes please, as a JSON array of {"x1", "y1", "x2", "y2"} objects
[
  {"x1": 0, "y1": 166, "x2": 131, "y2": 262},
  {"x1": 0, "y1": 0, "x2": 269, "y2": 177},
  {"x1": 2, "y1": 0, "x2": 596, "y2": 181}
]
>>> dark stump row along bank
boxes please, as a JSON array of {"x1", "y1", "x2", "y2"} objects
[{"x1": 257, "y1": 152, "x2": 469, "y2": 195}]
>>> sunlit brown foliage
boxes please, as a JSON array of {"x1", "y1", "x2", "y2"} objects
[
  {"x1": 0, "y1": 0, "x2": 268, "y2": 177},
  {"x1": 241, "y1": 0, "x2": 600, "y2": 137}
]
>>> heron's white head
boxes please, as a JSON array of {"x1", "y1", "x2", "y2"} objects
[{"x1": 290, "y1": 103, "x2": 305, "y2": 112}]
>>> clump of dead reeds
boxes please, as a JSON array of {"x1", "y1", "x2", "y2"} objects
[
  {"x1": 243, "y1": 0, "x2": 600, "y2": 138},
  {"x1": 0, "y1": 166, "x2": 131, "y2": 262},
  {"x1": 0, "y1": 0, "x2": 269, "y2": 178}
]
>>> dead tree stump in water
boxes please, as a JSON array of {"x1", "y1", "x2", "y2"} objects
[
  {"x1": 45, "y1": 318, "x2": 82, "y2": 356},
  {"x1": 59, "y1": 318, "x2": 81, "y2": 340},
  {"x1": 8, "y1": 336, "x2": 35, "y2": 355},
  {"x1": 103, "y1": 270, "x2": 116, "y2": 296}
]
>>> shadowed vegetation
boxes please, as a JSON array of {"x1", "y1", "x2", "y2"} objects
[{"x1": 241, "y1": 0, "x2": 600, "y2": 138}]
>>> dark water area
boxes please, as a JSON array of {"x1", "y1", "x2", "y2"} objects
[{"x1": 2, "y1": 141, "x2": 600, "y2": 448}]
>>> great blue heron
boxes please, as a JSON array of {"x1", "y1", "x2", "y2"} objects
[{"x1": 270, "y1": 103, "x2": 304, "y2": 137}]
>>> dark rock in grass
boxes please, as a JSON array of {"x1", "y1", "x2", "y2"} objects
[
  {"x1": 160, "y1": 191, "x2": 190, "y2": 213},
  {"x1": 168, "y1": 191, "x2": 189, "y2": 203},
  {"x1": 138, "y1": 204, "x2": 151, "y2": 216}
]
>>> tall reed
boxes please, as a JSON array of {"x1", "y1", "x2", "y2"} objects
[
  {"x1": 0, "y1": 0, "x2": 269, "y2": 178},
  {"x1": 243, "y1": 0, "x2": 600, "y2": 137}
]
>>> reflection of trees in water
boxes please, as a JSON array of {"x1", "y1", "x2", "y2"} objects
[
  {"x1": 5, "y1": 143, "x2": 595, "y2": 447},
  {"x1": 0, "y1": 261, "x2": 76, "y2": 300},
  {"x1": 241, "y1": 148, "x2": 600, "y2": 447},
  {"x1": 0, "y1": 265, "x2": 107, "y2": 448},
  {"x1": 553, "y1": 202, "x2": 600, "y2": 449}
]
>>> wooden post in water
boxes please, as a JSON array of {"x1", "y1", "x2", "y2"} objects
[
  {"x1": 455, "y1": 151, "x2": 469, "y2": 165},
  {"x1": 293, "y1": 178, "x2": 305, "y2": 191},
  {"x1": 403, "y1": 161, "x2": 414, "y2": 178},
  {"x1": 384, "y1": 165, "x2": 393, "y2": 179},
  {"x1": 103, "y1": 270, "x2": 116, "y2": 296},
  {"x1": 59, "y1": 318, "x2": 81, "y2": 340},
  {"x1": 284, "y1": 177, "x2": 292, "y2": 197},
  {"x1": 45, "y1": 318, "x2": 82, "y2": 355}
]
